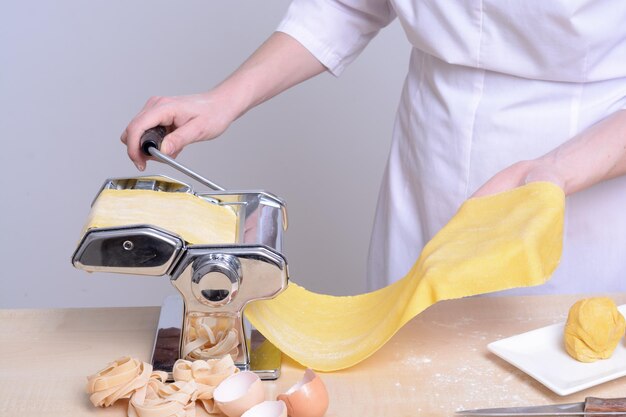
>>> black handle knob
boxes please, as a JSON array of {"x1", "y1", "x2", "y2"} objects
[{"x1": 140, "y1": 126, "x2": 167, "y2": 156}]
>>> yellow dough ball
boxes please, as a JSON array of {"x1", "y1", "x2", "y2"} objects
[{"x1": 564, "y1": 297, "x2": 626, "y2": 363}]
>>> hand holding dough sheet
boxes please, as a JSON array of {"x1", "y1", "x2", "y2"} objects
[{"x1": 84, "y1": 182, "x2": 565, "y2": 372}]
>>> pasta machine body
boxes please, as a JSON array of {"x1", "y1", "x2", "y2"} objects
[{"x1": 72, "y1": 175, "x2": 289, "y2": 380}]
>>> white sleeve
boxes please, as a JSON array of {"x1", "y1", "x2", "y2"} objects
[{"x1": 277, "y1": 0, "x2": 397, "y2": 76}]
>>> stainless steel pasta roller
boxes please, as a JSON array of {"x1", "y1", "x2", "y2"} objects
[{"x1": 72, "y1": 127, "x2": 289, "y2": 379}]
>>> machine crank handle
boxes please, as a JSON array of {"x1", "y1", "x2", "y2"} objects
[
  {"x1": 140, "y1": 126, "x2": 167, "y2": 156},
  {"x1": 138, "y1": 126, "x2": 225, "y2": 191}
]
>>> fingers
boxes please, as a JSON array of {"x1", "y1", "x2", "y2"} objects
[
  {"x1": 144, "y1": 95, "x2": 162, "y2": 108},
  {"x1": 471, "y1": 178, "x2": 512, "y2": 198},
  {"x1": 470, "y1": 160, "x2": 565, "y2": 198},
  {"x1": 122, "y1": 99, "x2": 178, "y2": 171},
  {"x1": 120, "y1": 92, "x2": 233, "y2": 171},
  {"x1": 471, "y1": 161, "x2": 532, "y2": 198},
  {"x1": 160, "y1": 121, "x2": 205, "y2": 157},
  {"x1": 120, "y1": 96, "x2": 166, "y2": 148}
]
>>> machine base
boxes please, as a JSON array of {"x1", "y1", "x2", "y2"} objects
[{"x1": 151, "y1": 295, "x2": 282, "y2": 380}]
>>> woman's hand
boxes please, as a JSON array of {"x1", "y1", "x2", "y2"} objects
[
  {"x1": 472, "y1": 109, "x2": 626, "y2": 198},
  {"x1": 120, "y1": 91, "x2": 237, "y2": 171},
  {"x1": 472, "y1": 159, "x2": 565, "y2": 197}
]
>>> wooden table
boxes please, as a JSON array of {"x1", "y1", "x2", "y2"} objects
[{"x1": 2, "y1": 294, "x2": 625, "y2": 416}]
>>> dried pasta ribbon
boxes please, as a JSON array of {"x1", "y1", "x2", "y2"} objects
[
  {"x1": 183, "y1": 319, "x2": 239, "y2": 360},
  {"x1": 86, "y1": 357, "x2": 152, "y2": 407},
  {"x1": 173, "y1": 356, "x2": 238, "y2": 385},
  {"x1": 87, "y1": 356, "x2": 239, "y2": 417},
  {"x1": 173, "y1": 356, "x2": 239, "y2": 414},
  {"x1": 129, "y1": 376, "x2": 197, "y2": 417}
]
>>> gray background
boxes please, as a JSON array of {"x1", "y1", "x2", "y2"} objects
[{"x1": 0, "y1": 0, "x2": 407, "y2": 308}]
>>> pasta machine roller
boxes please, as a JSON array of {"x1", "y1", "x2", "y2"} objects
[{"x1": 71, "y1": 127, "x2": 289, "y2": 379}]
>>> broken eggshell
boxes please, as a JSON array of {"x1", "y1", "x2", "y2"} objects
[
  {"x1": 214, "y1": 371, "x2": 265, "y2": 417},
  {"x1": 241, "y1": 400, "x2": 288, "y2": 417},
  {"x1": 277, "y1": 369, "x2": 329, "y2": 417}
]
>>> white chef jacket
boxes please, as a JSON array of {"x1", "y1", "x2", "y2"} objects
[{"x1": 277, "y1": 0, "x2": 626, "y2": 294}]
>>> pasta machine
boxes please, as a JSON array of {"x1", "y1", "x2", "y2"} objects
[{"x1": 71, "y1": 127, "x2": 289, "y2": 379}]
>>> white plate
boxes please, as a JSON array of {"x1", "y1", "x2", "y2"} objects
[{"x1": 487, "y1": 304, "x2": 626, "y2": 396}]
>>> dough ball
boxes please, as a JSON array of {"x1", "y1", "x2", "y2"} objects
[{"x1": 564, "y1": 297, "x2": 625, "y2": 363}]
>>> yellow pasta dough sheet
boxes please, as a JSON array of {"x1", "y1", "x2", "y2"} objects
[
  {"x1": 244, "y1": 182, "x2": 565, "y2": 371},
  {"x1": 81, "y1": 182, "x2": 564, "y2": 372},
  {"x1": 83, "y1": 189, "x2": 237, "y2": 245}
]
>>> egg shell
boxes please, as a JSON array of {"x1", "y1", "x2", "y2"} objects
[
  {"x1": 242, "y1": 400, "x2": 287, "y2": 417},
  {"x1": 214, "y1": 371, "x2": 265, "y2": 417},
  {"x1": 277, "y1": 369, "x2": 329, "y2": 417}
]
